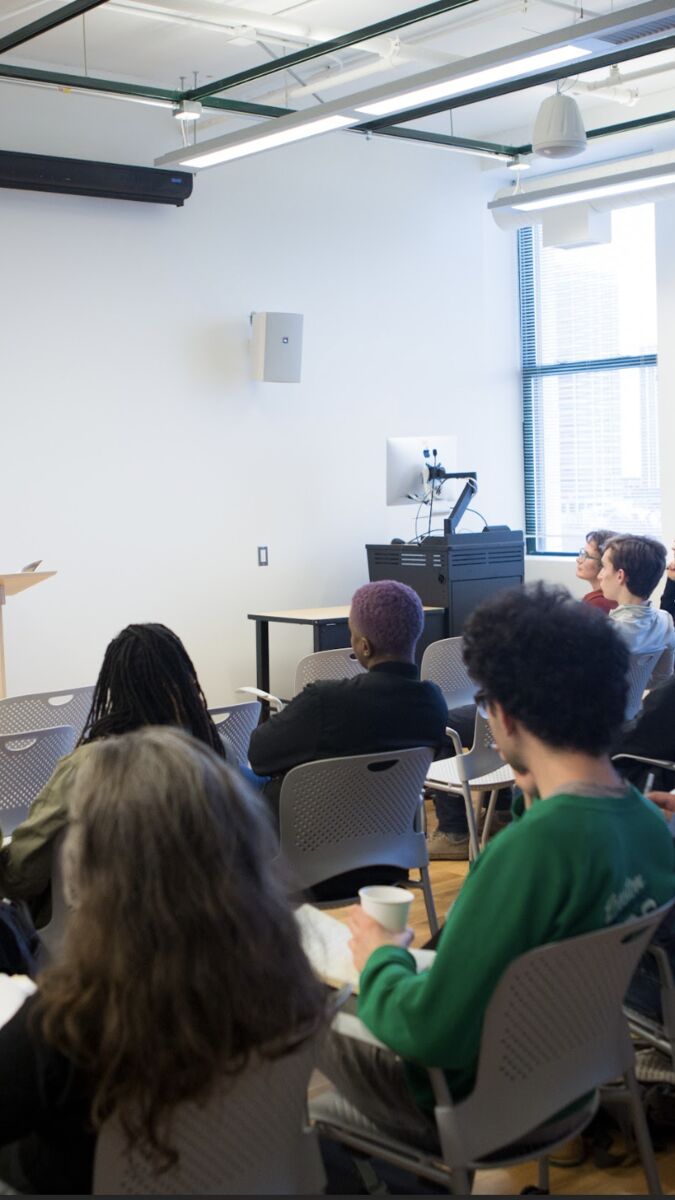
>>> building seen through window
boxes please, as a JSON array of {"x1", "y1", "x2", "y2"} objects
[{"x1": 519, "y1": 204, "x2": 659, "y2": 554}]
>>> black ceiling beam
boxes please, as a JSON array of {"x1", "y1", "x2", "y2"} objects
[
  {"x1": 357, "y1": 31, "x2": 675, "y2": 130},
  {"x1": 0, "y1": 0, "x2": 110, "y2": 56},
  {"x1": 186, "y1": 0, "x2": 478, "y2": 102}
]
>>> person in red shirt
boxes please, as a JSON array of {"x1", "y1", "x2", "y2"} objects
[{"x1": 576, "y1": 528, "x2": 618, "y2": 614}]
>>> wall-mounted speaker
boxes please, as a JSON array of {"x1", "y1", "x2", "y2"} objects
[{"x1": 251, "y1": 312, "x2": 303, "y2": 383}]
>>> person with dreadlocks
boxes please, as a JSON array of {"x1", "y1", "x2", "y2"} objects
[{"x1": 0, "y1": 623, "x2": 228, "y2": 928}]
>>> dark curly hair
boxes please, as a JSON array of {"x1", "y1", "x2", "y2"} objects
[{"x1": 462, "y1": 582, "x2": 629, "y2": 753}]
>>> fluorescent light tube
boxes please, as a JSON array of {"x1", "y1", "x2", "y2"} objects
[
  {"x1": 512, "y1": 171, "x2": 675, "y2": 210},
  {"x1": 167, "y1": 113, "x2": 356, "y2": 168},
  {"x1": 356, "y1": 45, "x2": 591, "y2": 117}
]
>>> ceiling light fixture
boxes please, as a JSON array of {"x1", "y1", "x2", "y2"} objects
[
  {"x1": 512, "y1": 170, "x2": 675, "y2": 209},
  {"x1": 155, "y1": 108, "x2": 356, "y2": 169},
  {"x1": 354, "y1": 44, "x2": 592, "y2": 118},
  {"x1": 532, "y1": 91, "x2": 587, "y2": 158},
  {"x1": 173, "y1": 99, "x2": 202, "y2": 121},
  {"x1": 156, "y1": 112, "x2": 355, "y2": 171},
  {"x1": 489, "y1": 160, "x2": 675, "y2": 214}
]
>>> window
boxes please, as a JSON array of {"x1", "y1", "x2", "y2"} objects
[{"x1": 519, "y1": 204, "x2": 659, "y2": 555}]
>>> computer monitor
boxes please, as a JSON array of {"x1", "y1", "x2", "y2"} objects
[{"x1": 386, "y1": 436, "x2": 458, "y2": 507}]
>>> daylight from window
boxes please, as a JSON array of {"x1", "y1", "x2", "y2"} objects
[{"x1": 520, "y1": 204, "x2": 659, "y2": 554}]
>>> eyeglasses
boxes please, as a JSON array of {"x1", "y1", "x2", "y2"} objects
[
  {"x1": 474, "y1": 690, "x2": 491, "y2": 719},
  {"x1": 577, "y1": 548, "x2": 601, "y2": 562}
]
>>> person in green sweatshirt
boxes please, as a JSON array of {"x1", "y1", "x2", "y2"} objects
[{"x1": 319, "y1": 581, "x2": 675, "y2": 1145}]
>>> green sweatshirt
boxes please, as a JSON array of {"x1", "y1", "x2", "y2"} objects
[{"x1": 358, "y1": 787, "x2": 675, "y2": 1111}]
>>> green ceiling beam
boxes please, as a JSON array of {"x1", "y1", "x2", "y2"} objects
[
  {"x1": 512, "y1": 107, "x2": 675, "y2": 155},
  {"x1": 0, "y1": 61, "x2": 291, "y2": 117},
  {"x1": 0, "y1": 0, "x2": 109, "y2": 56},
  {"x1": 372, "y1": 125, "x2": 518, "y2": 158},
  {"x1": 359, "y1": 30, "x2": 675, "y2": 131},
  {"x1": 186, "y1": 0, "x2": 479, "y2": 102}
]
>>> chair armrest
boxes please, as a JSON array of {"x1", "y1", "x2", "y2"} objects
[
  {"x1": 236, "y1": 686, "x2": 285, "y2": 712},
  {"x1": 612, "y1": 753, "x2": 675, "y2": 774},
  {"x1": 332, "y1": 1011, "x2": 391, "y2": 1053},
  {"x1": 445, "y1": 726, "x2": 464, "y2": 758}
]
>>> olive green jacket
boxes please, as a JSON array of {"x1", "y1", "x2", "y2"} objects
[{"x1": 0, "y1": 749, "x2": 83, "y2": 927}]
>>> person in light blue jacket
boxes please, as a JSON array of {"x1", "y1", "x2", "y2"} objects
[{"x1": 598, "y1": 535, "x2": 675, "y2": 690}]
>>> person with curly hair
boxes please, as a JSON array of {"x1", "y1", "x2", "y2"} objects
[
  {"x1": 0, "y1": 728, "x2": 324, "y2": 1194},
  {"x1": 318, "y1": 584, "x2": 675, "y2": 1145}
]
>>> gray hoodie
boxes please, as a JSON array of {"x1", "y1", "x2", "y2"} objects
[{"x1": 610, "y1": 602, "x2": 675, "y2": 690}]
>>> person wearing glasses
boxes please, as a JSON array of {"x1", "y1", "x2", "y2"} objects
[
  {"x1": 576, "y1": 529, "x2": 618, "y2": 614},
  {"x1": 318, "y1": 584, "x2": 675, "y2": 1151}
]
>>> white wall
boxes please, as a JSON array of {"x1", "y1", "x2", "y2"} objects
[{"x1": 1, "y1": 85, "x2": 522, "y2": 701}]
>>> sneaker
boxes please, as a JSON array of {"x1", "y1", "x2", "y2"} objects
[
  {"x1": 548, "y1": 1135, "x2": 586, "y2": 1168},
  {"x1": 426, "y1": 830, "x2": 470, "y2": 860}
]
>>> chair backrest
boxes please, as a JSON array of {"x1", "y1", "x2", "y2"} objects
[
  {"x1": 279, "y1": 747, "x2": 433, "y2": 891},
  {"x1": 436, "y1": 901, "x2": 675, "y2": 1166},
  {"x1": 625, "y1": 651, "x2": 662, "y2": 721},
  {"x1": 0, "y1": 686, "x2": 94, "y2": 741},
  {"x1": 420, "y1": 637, "x2": 474, "y2": 710},
  {"x1": 37, "y1": 829, "x2": 70, "y2": 966},
  {"x1": 208, "y1": 702, "x2": 261, "y2": 765},
  {"x1": 0, "y1": 725, "x2": 76, "y2": 835},
  {"x1": 294, "y1": 649, "x2": 365, "y2": 696},
  {"x1": 454, "y1": 711, "x2": 503, "y2": 783},
  {"x1": 93, "y1": 1036, "x2": 325, "y2": 1195}
]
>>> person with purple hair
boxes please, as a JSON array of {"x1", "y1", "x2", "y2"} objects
[{"x1": 248, "y1": 580, "x2": 448, "y2": 900}]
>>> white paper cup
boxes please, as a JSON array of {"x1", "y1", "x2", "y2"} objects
[{"x1": 358, "y1": 885, "x2": 415, "y2": 933}]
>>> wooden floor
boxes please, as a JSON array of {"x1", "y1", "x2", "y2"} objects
[{"x1": 323, "y1": 849, "x2": 675, "y2": 1196}]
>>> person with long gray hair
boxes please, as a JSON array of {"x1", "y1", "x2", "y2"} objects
[{"x1": 0, "y1": 727, "x2": 325, "y2": 1194}]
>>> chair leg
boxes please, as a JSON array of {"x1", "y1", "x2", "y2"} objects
[
  {"x1": 480, "y1": 789, "x2": 499, "y2": 850},
  {"x1": 462, "y1": 783, "x2": 480, "y2": 860},
  {"x1": 624, "y1": 1065, "x2": 662, "y2": 1197},
  {"x1": 537, "y1": 1156, "x2": 550, "y2": 1193},
  {"x1": 420, "y1": 866, "x2": 439, "y2": 936},
  {"x1": 450, "y1": 1166, "x2": 472, "y2": 1194}
]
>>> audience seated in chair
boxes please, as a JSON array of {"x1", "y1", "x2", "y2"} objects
[
  {"x1": 661, "y1": 536, "x2": 675, "y2": 621},
  {"x1": 0, "y1": 728, "x2": 324, "y2": 1195},
  {"x1": 248, "y1": 580, "x2": 448, "y2": 901},
  {"x1": 598, "y1": 535, "x2": 675, "y2": 690},
  {"x1": 0, "y1": 623, "x2": 229, "y2": 927},
  {"x1": 318, "y1": 583, "x2": 675, "y2": 1146},
  {"x1": 576, "y1": 527, "x2": 618, "y2": 613}
]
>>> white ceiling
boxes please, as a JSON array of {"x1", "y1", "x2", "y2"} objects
[{"x1": 3, "y1": 0, "x2": 675, "y2": 161}]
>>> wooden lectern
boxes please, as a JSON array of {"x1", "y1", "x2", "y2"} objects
[{"x1": 0, "y1": 572, "x2": 56, "y2": 699}]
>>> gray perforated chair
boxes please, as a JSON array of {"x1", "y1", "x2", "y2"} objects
[
  {"x1": 0, "y1": 686, "x2": 94, "y2": 740},
  {"x1": 0, "y1": 725, "x2": 76, "y2": 835},
  {"x1": 625, "y1": 651, "x2": 663, "y2": 721},
  {"x1": 425, "y1": 711, "x2": 514, "y2": 860},
  {"x1": 312, "y1": 902, "x2": 674, "y2": 1196},
  {"x1": 93, "y1": 1036, "x2": 325, "y2": 1195},
  {"x1": 420, "y1": 637, "x2": 474, "y2": 711},
  {"x1": 208, "y1": 701, "x2": 261, "y2": 765},
  {"x1": 294, "y1": 648, "x2": 365, "y2": 696},
  {"x1": 278, "y1": 748, "x2": 438, "y2": 933}
]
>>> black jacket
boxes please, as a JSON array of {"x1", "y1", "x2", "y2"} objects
[
  {"x1": 614, "y1": 673, "x2": 675, "y2": 789},
  {"x1": 248, "y1": 661, "x2": 448, "y2": 900},
  {"x1": 661, "y1": 578, "x2": 675, "y2": 621},
  {"x1": 249, "y1": 660, "x2": 448, "y2": 790}
]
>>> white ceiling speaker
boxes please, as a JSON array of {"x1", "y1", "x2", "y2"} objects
[{"x1": 533, "y1": 92, "x2": 587, "y2": 158}]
